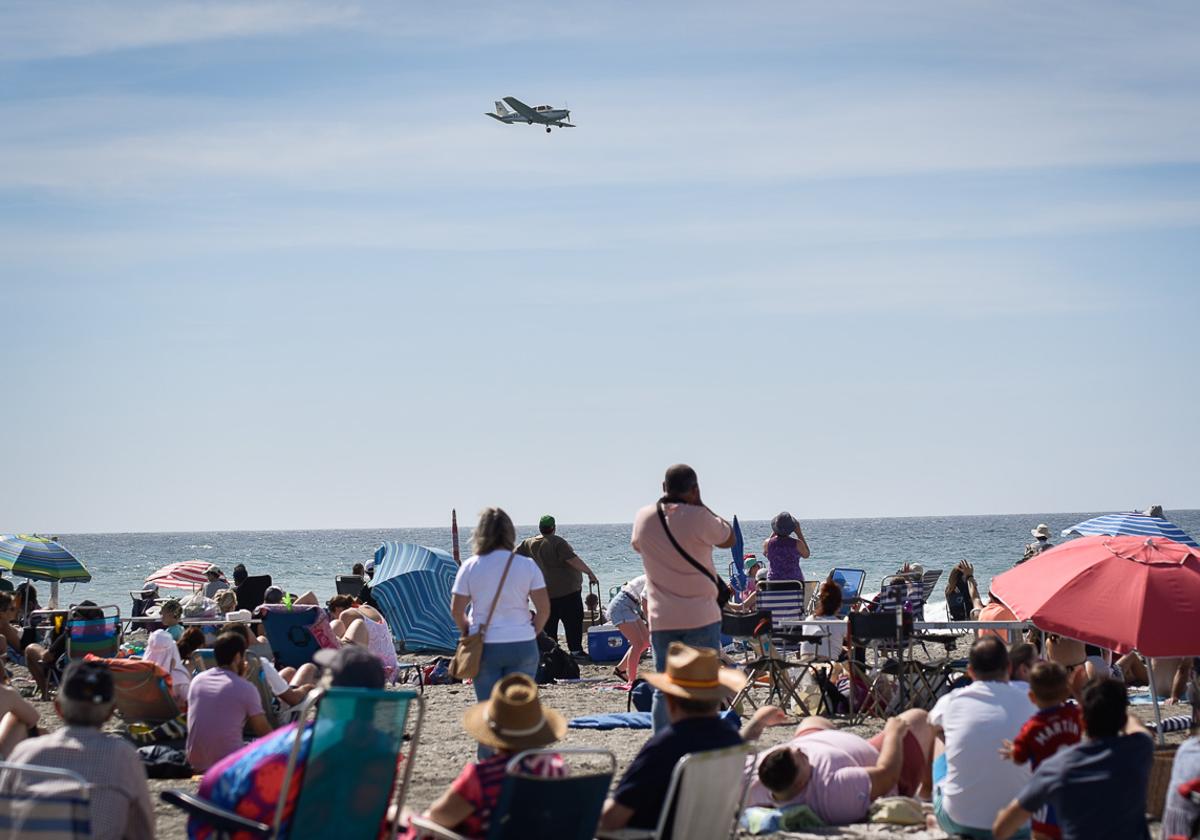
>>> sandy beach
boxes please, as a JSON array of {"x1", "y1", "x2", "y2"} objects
[{"x1": 13, "y1": 657, "x2": 1186, "y2": 839}]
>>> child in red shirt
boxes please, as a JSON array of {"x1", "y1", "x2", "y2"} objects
[{"x1": 1002, "y1": 661, "x2": 1082, "y2": 840}]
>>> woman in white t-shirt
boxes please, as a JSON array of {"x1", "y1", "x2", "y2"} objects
[
  {"x1": 800, "y1": 580, "x2": 848, "y2": 660},
  {"x1": 451, "y1": 508, "x2": 550, "y2": 742}
]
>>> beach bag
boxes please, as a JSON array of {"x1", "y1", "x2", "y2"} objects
[
  {"x1": 536, "y1": 644, "x2": 580, "y2": 684},
  {"x1": 448, "y1": 550, "x2": 516, "y2": 681},
  {"x1": 628, "y1": 679, "x2": 654, "y2": 713},
  {"x1": 656, "y1": 501, "x2": 732, "y2": 609},
  {"x1": 137, "y1": 745, "x2": 193, "y2": 779}
]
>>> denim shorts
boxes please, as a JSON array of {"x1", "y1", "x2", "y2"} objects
[{"x1": 607, "y1": 593, "x2": 642, "y2": 626}]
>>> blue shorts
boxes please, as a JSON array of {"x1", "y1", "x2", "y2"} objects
[
  {"x1": 607, "y1": 592, "x2": 642, "y2": 626},
  {"x1": 6, "y1": 646, "x2": 25, "y2": 667},
  {"x1": 933, "y1": 753, "x2": 1030, "y2": 840}
]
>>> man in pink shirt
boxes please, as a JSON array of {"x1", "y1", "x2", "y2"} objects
[
  {"x1": 631, "y1": 463, "x2": 735, "y2": 731},
  {"x1": 746, "y1": 711, "x2": 934, "y2": 824}
]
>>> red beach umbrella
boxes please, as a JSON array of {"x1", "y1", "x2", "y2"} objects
[
  {"x1": 145, "y1": 559, "x2": 213, "y2": 591},
  {"x1": 990, "y1": 535, "x2": 1200, "y2": 658}
]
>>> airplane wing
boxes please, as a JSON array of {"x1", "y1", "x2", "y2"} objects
[{"x1": 502, "y1": 96, "x2": 543, "y2": 123}]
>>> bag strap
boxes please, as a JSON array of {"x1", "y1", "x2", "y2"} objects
[
  {"x1": 656, "y1": 501, "x2": 722, "y2": 595},
  {"x1": 478, "y1": 550, "x2": 517, "y2": 641}
]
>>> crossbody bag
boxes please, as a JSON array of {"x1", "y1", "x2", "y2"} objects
[
  {"x1": 449, "y1": 550, "x2": 517, "y2": 680},
  {"x1": 655, "y1": 501, "x2": 733, "y2": 610}
]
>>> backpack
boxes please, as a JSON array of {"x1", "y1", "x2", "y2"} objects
[{"x1": 535, "y1": 645, "x2": 580, "y2": 684}]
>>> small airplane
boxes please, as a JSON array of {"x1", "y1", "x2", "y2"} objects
[{"x1": 485, "y1": 96, "x2": 575, "y2": 133}]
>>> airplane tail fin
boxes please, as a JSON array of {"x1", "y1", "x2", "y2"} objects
[{"x1": 494, "y1": 100, "x2": 510, "y2": 117}]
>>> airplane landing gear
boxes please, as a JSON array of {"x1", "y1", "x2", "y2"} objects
[{"x1": 546, "y1": 127, "x2": 552, "y2": 133}]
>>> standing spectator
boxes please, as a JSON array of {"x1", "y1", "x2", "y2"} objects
[
  {"x1": 607, "y1": 575, "x2": 650, "y2": 682},
  {"x1": 451, "y1": 507, "x2": 550, "y2": 756},
  {"x1": 186, "y1": 631, "x2": 271, "y2": 771},
  {"x1": 517, "y1": 514, "x2": 598, "y2": 659},
  {"x1": 1021, "y1": 525, "x2": 1054, "y2": 564},
  {"x1": 763, "y1": 511, "x2": 811, "y2": 581},
  {"x1": 631, "y1": 464, "x2": 735, "y2": 732},
  {"x1": 599, "y1": 643, "x2": 782, "y2": 834},
  {"x1": 1000, "y1": 662, "x2": 1082, "y2": 840},
  {"x1": 994, "y1": 677, "x2": 1153, "y2": 840},
  {"x1": 929, "y1": 636, "x2": 1036, "y2": 839},
  {"x1": 746, "y1": 710, "x2": 935, "y2": 823},
  {"x1": 1, "y1": 661, "x2": 153, "y2": 840}
]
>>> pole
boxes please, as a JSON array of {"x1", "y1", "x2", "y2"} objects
[
  {"x1": 451, "y1": 509, "x2": 461, "y2": 566},
  {"x1": 1144, "y1": 654, "x2": 1165, "y2": 747},
  {"x1": 50, "y1": 580, "x2": 59, "y2": 610}
]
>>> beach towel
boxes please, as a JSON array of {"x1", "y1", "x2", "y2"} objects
[
  {"x1": 740, "y1": 804, "x2": 823, "y2": 834},
  {"x1": 569, "y1": 709, "x2": 740, "y2": 730}
]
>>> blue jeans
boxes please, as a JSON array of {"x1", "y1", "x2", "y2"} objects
[
  {"x1": 474, "y1": 639, "x2": 540, "y2": 757},
  {"x1": 649, "y1": 621, "x2": 722, "y2": 732}
]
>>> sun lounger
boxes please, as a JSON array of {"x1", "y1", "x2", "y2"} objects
[
  {"x1": 596, "y1": 744, "x2": 752, "y2": 840},
  {"x1": 162, "y1": 685, "x2": 425, "y2": 839},
  {"x1": 0, "y1": 761, "x2": 92, "y2": 839},
  {"x1": 411, "y1": 748, "x2": 615, "y2": 840}
]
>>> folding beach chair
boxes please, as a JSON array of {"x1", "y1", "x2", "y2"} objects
[
  {"x1": 129, "y1": 588, "x2": 159, "y2": 619},
  {"x1": 89, "y1": 657, "x2": 181, "y2": 725},
  {"x1": 237, "y1": 576, "x2": 273, "y2": 611},
  {"x1": 258, "y1": 605, "x2": 338, "y2": 669},
  {"x1": 334, "y1": 575, "x2": 366, "y2": 599},
  {"x1": 755, "y1": 580, "x2": 806, "y2": 629},
  {"x1": 596, "y1": 744, "x2": 752, "y2": 840},
  {"x1": 243, "y1": 651, "x2": 289, "y2": 730},
  {"x1": 191, "y1": 648, "x2": 217, "y2": 672},
  {"x1": 0, "y1": 761, "x2": 92, "y2": 840},
  {"x1": 828, "y1": 568, "x2": 866, "y2": 616},
  {"x1": 163, "y1": 685, "x2": 425, "y2": 839},
  {"x1": 64, "y1": 604, "x2": 121, "y2": 661},
  {"x1": 846, "y1": 611, "x2": 908, "y2": 723},
  {"x1": 410, "y1": 748, "x2": 616, "y2": 840}
]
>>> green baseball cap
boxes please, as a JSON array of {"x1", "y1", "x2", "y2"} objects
[{"x1": 539, "y1": 515, "x2": 556, "y2": 530}]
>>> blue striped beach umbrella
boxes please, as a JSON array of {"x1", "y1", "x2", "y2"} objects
[
  {"x1": 0, "y1": 534, "x2": 91, "y2": 582},
  {"x1": 369, "y1": 542, "x2": 458, "y2": 653},
  {"x1": 1062, "y1": 512, "x2": 1198, "y2": 548}
]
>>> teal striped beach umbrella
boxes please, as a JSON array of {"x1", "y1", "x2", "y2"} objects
[{"x1": 0, "y1": 534, "x2": 92, "y2": 582}]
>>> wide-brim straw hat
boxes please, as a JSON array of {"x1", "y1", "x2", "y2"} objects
[
  {"x1": 463, "y1": 673, "x2": 567, "y2": 752},
  {"x1": 643, "y1": 642, "x2": 747, "y2": 701},
  {"x1": 1031, "y1": 524, "x2": 1052, "y2": 539}
]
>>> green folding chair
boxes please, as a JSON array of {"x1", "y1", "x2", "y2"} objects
[{"x1": 162, "y1": 686, "x2": 424, "y2": 839}]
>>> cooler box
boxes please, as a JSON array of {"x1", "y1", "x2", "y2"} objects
[{"x1": 587, "y1": 623, "x2": 629, "y2": 662}]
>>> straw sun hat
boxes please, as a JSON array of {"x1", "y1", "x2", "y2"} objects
[
  {"x1": 463, "y1": 674, "x2": 567, "y2": 752},
  {"x1": 644, "y1": 642, "x2": 747, "y2": 701},
  {"x1": 1031, "y1": 524, "x2": 1052, "y2": 539}
]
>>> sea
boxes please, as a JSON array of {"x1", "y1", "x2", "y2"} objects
[{"x1": 35, "y1": 509, "x2": 1200, "y2": 612}]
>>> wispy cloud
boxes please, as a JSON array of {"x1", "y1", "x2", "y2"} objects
[{"x1": 0, "y1": 1, "x2": 355, "y2": 60}]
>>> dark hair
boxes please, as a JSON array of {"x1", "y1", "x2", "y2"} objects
[
  {"x1": 1082, "y1": 676, "x2": 1128, "y2": 738},
  {"x1": 1009, "y1": 642, "x2": 1037, "y2": 677},
  {"x1": 351, "y1": 563, "x2": 365, "y2": 576},
  {"x1": 664, "y1": 694, "x2": 721, "y2": 716},
  {"x1": 969, "y1": 636, "x2": 1009, "y2": 680},
  {"x1": 663, "y1": 464, "x2": 699, "y2": 499},
  {"x1": 816, "y1": 581, "x2": 842, "y2": 616},
  {"x1": 0, "y1": 592, "x2": 12, "y2": 612},
  {"x1": 232, "y1": 564, "x2": 248, "y2": 586},
  {"x1": 757, "y1": 747, "x2": 799, "y2": 793},
  {"x1": 328, "y1": 594, "x2": 355, "y2": 613},
  {"x1": 213, "y1": 631, "x2": 247, "y2": 667},
  {"x1": 177, "y1": 627, "x2": 206, "y2": 660},
  {"x1": 1028, "y1": 661, "x2": 1070, "y2": 705},
  {"x1": 220, "y1": 622, "x2": 254, "y2": 644},
  {"x1": 14, "y1": 582, "x2": 38, "y2": 607}
]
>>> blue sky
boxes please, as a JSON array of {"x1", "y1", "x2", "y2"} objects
[{"x1": 3, "y1": 1, "x2": 1199, "y2": 532}]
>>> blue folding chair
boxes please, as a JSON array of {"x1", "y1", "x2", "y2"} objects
[
  {"x1": 411, "y1": 748, "x2": 615, "y2": 840},
  {"x1": 163, "y1": 686, "x2": 424, "y2": 839},
  {"x1": 828, "y1": 568, "x2": 866, "y2": 617},
  {"x1": 258, "y1": 605, "x2": 335, "y2": 669},
  {"x1": 0, "y1": 761, "x2": 92, "y2": 839}
]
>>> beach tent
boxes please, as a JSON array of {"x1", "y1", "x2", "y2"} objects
[{"x1": 370, "y1": 542, "x2": 458, "y2": 653}]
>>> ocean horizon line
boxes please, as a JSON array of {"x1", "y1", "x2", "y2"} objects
[{"x1": 34, "y1": 505, "x2": 1199, "y2": 538}]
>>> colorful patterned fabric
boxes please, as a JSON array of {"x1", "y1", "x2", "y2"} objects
[{"x1": 191, "y1": 723, "x2": 309, "y2": 840}]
